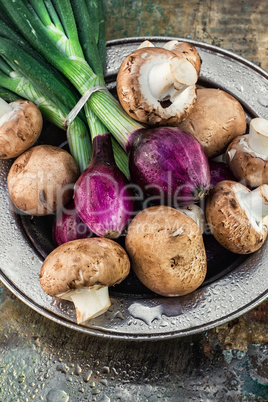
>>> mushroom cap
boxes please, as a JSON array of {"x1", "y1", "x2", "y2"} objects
[
  {"x1": 179, "y1": 88, "x2": 247, "y2": 158},
  {"x1": 0, "y1": 100, "x2": 43, "y2": 159},
  {"x1": 226, "y1": 134, "x2": 268, "y2": 188},
  {"x1": 125, "y1": 206, "x2": 207, "y2": 297},
  {"x1": 116, "y1": 47, "x2": 197, "y2": 126},
  {"x1": 206, "y1": 180, "x2": 268, "y2": 254},
  {"x1": 40, "y1": 237, "x2": 130, "y2": 296},
  {"x1": 7, "y1": 144, "x2": 79, "y2": 216}
]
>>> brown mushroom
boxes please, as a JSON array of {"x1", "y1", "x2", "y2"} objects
[
  {"x1": 40, "y1": 238, "x2": 130, "y2": 323},
  {"x1": 116, "y1": 47, "x2": 198, "y2": 126},
  {"x1": 179, "y1": 88, "x2": 247, "y2": 158},
  {"x1": 206, "y1": 180, "x2": 268, "y2": 254},
  {"x1": 7, "y1": 144, "x2": 79, "y2": 216},
  {"x1": 125, "y1": 205, "x2": 207, "y2": 297},
  {"x1": 0, "y1": 98, "x2": 43, "y2": 159},
  {"x1": 226, "y1": 117, "x2": 268, "y2": 187}
]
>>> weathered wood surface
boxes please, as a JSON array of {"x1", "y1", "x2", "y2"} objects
[
  {"x1": 0, "y1": 0, "x2": 267, "y2": 400},
  {"x1": 105, "y1": 0, "x2": 268, "y2": 71}
]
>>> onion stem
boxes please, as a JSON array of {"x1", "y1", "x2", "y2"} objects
[{"x1": 0, "y1": 0, "x2": 143, "y2": 146}]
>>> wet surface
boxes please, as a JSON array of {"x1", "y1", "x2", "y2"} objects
[{"x1": 0, "y1": 284, "x2": 267, "y2": 400}]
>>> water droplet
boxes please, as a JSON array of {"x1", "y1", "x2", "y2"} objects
[
  {"x1": 56, "y1": 363, "x2": 69, "y2": 374},
  {"x1": 46, "y1": 389, "x2": 69, "y2": 402},
  {"x1": 74, "y1": 364, "x2": 82, "y2": 376},
  {"x1": 92, "y1": 388, "x2": 100, "y2": 395},
  {"x1": 114, "y1": 311, "x2": 125, "y2": 320},
  {"x1": 128, "y1": 299, "x2": 182, "y2": 325},
  {"x1": 102, "y1": 366, "x2": 110, "y2": 374},
  {"x1": 17, "y1": 373, "x2": 26, "y2": 383},
  {"x1": 100, "y1": 395, "x2": 110, "y2": 402},
  {"x1": 83, "y1": 369, "x2": 93, "y2": 382},
  {"x1": 258, "y1": 94, "x2": 268, "y2": 107}
]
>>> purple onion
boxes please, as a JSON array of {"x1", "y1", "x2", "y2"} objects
[
  {"x1": 128, "y1": 127, "x2": 211, "y2": 206},
  {"x1": 53, "y1": 201, "x2": 93, "y2": 246},
  {"x1": 209, "y1": 161, "x2": 236, "y2": 187},
  {"x1": 74, "y1": 133, "x2": 134, "y2": 238}
]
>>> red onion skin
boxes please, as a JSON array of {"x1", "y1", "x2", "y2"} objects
[
  {"x1": 53, "y1": 201, "x2": 92, "y2": 246},
  {"x1": 209, "y1": 161, "x2": 236, "y2": 187},
  {"x1": 74, "y1": 134, "x2": 134, "y2": 238},
  {"x1": 128, "y1": 127, "x2": 211, "y2": 207}
]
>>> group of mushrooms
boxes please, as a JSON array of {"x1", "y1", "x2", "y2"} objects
[{"x1": 1, "y1": 40, "x2": 268, "y2": 324}]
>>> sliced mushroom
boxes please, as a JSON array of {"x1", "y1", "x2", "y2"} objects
[
  {"x1": 116, "y1": 47, "x2": 198, "y2": 126},
  {"x1": 226, "y1": 117, "x2": 268, "y2": 187},
  {"x1": 0, "y1": 98, "x2": 42, "y2": 159},
  {"x1": 40, "y1": 238, "x2": 130, "y2": 324},
  {"x1": 206, "y1": 180, "x2": 268, "y2": 254}
]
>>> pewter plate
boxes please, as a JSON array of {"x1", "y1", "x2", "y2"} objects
[{"x1": 0, "y1": 37, "x2": 267, "y2": 341}]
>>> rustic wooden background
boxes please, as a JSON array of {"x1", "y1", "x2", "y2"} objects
[
  {"x1": 0, "y1": 0, "x2": 267, "y2": 400},
  {"x1": 105, "y1": 0, "x2": 268, "y2": 71}
]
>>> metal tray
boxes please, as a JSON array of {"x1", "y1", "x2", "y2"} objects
[{"x1": 0, "y1": 37, "x2": 267, "y2": 341}]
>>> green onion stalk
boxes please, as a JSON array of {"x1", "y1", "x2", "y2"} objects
[
  {"x1": 70, "y1": 0, "x2": 130, "y2": 177},
  {"x1": 0, "y1": 2, "x2": 129, "y2": 176},
  {"x1": 0, "y1": 0, "x2": 143, "y2": 159},
  {"x1": 0, "y1": 42, "x2": 91, "y2": 171},
  {"x1": 0, "y1": 86, "x2": 20, "y2": 103}
]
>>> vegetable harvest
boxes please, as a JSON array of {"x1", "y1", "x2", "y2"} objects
[
  {"x1": 0, "y1": 0, "x2": 210, "y2": 208},
  {"x1": 0, "y1": 0, "x2": 267, "y2": 326}
]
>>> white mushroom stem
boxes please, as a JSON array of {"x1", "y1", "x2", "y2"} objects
[
  {"x1": 177, "y1": 204, "x2": 206, "y2": 233},
  {"x1": 0, "y1": 97, "x2": 13, "y2": 119},
  {"x1": 163, "y1": 40, "x2": 181, "y2": 51},
  {"x1": 236, "y1": 184, "x2": 268, "y2": 229},
  {"x1": 148, "y1": 57, "x2": 197, "y2": 99},
  {"x1": 248, "y1": 117, "x2": 268, "y2": 155},
  {"x1": 60, "y1": 285, "x2": 111, "y2": 324},
  {"x1": 138, "y1": 40, "x2": 155, "y2": 49}
]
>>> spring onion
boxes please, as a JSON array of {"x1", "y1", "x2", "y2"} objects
[
  {"x1": 0, "y1": 0, "x2": 143, "y2": 150},
  {"x1": 0, "y1": 0, "x2": 129, "y2": 176}
]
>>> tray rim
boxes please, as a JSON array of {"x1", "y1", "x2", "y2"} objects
[
  {"x1": 106, "y1": 36, "x2": 268, "y2": 78},
  {"x1": 0, "y1": 268, "x2": 267, "y2": 341}
]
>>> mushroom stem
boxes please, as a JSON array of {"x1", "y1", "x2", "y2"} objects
[
  {"x1": 237, "y1": 184, "x2": 268, "y2": 227},
  {"x1": 148, "y1": 57, "x2": 197, "y2": 99},
  {"x1": 163, "y1": 40, "x2": 181, "y2": 52},
  {"x1": 177, "y1": 204, "x2": 206, "y2": 233},
  {"x1": 60, "y1": 285, "x2": 111, "y2": 324},
  {"x1": 248, "y1": 117, "x2": 268, "y2": 155},
  {"x1": 137, "y1": 40, "x2": 155, "y2": 49},
  {"x1": 0, "y1": 97, "x2": 13, "y2": 120}
]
